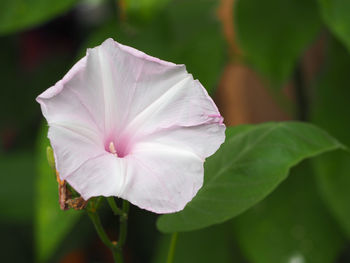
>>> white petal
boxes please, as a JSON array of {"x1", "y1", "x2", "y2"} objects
[
  {"x1": 37, "y1": 57, "x2": 107, "y2": 177},
  {"x1": 66, "y1": 153, "x2": 127, "y2": 199},
  {"x1": 37, "y1": 57, "x2": 105, "y2": 132},
  {"x1": 123, "y1": 77, "x2": 223, "y2": 140},
  {"x1": 48, "y1": 123, "x2": 105, "y2": 179},
  {"x1": 85, "y1": 38, "x2": 189, "y2": 135},
  {"x1": 138, "y1": 123, "x2": 226, "y2": 160},
  {"x1": 120, "y1": 143, "x2": 204, "y2": 213}
]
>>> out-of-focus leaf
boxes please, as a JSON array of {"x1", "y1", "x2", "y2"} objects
[
  {"x1": 317, "y1": 0, "x2": 350, "y2": 53},
  {"x1": 35, "y1": 126, "x2": 82, "y2": 263},
  {"x1": 157, "y1": 122, "x2": 343, "y2": 233},
  {"x1": 233, "y1": 162, "x2": 344, "y2": 263},
  {"x1": 152, "y1": 225, "x2": 232, "y2": 263},
  {"x1": 0, "y1": 152, "x2": 34, "y2": 223},
  {"x1": 234, "y1": 0, "x2": 321, "y2": 84},
  {"x1": 0, "y1": 0, "x2": 79, "y2": 35},
  {"x1": 312, "y1": 38, "x2": 350, "y2": 237},
  {"x1": 80, "y1": 0, "x2": 226, "y2": 95},
  {"x1": 124, "y1": 0, "x2": 171, "y2": 23}
]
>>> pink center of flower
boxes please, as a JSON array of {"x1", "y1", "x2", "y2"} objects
[{"x1": 104, "y1": 135, "x2": 131, "y2": 158}]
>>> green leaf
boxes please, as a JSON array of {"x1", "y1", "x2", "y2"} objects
[
  {"x1": 152, "y1": 225, "x2": 233, "y2": 263},
  {"x1": 0, "y1": 0, "x2": 78, "y2": 35},
  {"x1": 157, "y1": 122, "x2": 343, "y2": 233},
  {"x1": 233, "y1": 162, "x2": 344, "y2": 263},
  {"x1": 81, "y1": 0, "x2": 226, "y2": 95},
  {"x1": 318, "y1": 0, "x2": 350, "y2": 53},
  {"x1": 35, "y1": 125, "x2": 82, "y2": 262},
  {"x1": 311, "y1": 37, "x2": 350, "y2": 237},
  {"x1": 0, "y1": 152, "x2": 35, "y2": 223},
  {"x1": 234, "y1": 0, "x2": 321, "y2": 84}
]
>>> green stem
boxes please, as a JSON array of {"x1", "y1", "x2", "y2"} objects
[
  {"x1": 166, "y1": 232, "x2": 178, "y2": 263},
  {"x1": 108, "y1": 199, "x2": 129, "y2": 263},
  {"x1": 116, "y1": 200, "x2": 130, "y2": 249},
  {"x1": 89, "y1": 198, "x2": 129, "y2": 263},
  {"x1": 112, "y1": 249, "x2": 124, "y2": 263},
  {"x1": 88, "y1": 211, "x2": 114, "y2": 250},
  {"x1": 107, "y1": 197, "x2": 124, "y2": 216}
]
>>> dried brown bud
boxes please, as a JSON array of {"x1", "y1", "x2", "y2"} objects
[{"x1": 66, "y1": 197, "x2": 88, "y2": 210}]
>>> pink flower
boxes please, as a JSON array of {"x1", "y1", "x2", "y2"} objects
[{"x1": 36, "y1": 39, "x2": 225, "y2": 213}]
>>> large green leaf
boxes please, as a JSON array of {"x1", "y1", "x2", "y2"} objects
[
  {"x1": 152, "y1": 225, "x2": 233, "y2": 263},
  {"x1": 318, "y1": 0, "x2": 350, "y2": 53},
  {"x1": 0, "y1": 0, "x2": 79, "y2": 35},
  {"x1": 0, "y1": 152, "x2": 34, "y2": 223},
  {"x1": 80, "y1": 0, "x2": 226, "y2": 95},
  {"x1": 157, "y1": 122, "x2": 343, "y2": 233},
  {"x1": 234, "y1": 0, "x2": 321, "y2": 84},
  {"x1": 35, "y1": 126, "x2": 82, "y2": 262},
  {"x1": 311, "y1": 38, "x2": 350, "y2": 237},
  {"x1": 233, "y1": 162, "x2": 344, "y2": 263}
]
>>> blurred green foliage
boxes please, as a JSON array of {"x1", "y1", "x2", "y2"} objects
[
  {"x1": 81, "y1": 0, "x2": 226, "y2": 95},
  {"x1": 234, "y1": 0, "x2": 321, "y2": 85},
  {"x1": 312, "y1": 38, "x2": 350, "y2": 237},
  {"x1": 318, "y1": 0, "x2": 350, "y2": 53},
  {"x1": 0, "y1": 0, "x2": 78, "y2": 35},
  {"x1": 153, "y1": 225, "x2": 233, "y2": 263},
  {"x1": 233, "y1": 162, "x2": 344, "y2": 263},
  {"x1": 124, "y1": 0, "x2": 171, "y2": 23},
  {"x1": 0, "y1": 152, "x2": 35, "y2": 223}
]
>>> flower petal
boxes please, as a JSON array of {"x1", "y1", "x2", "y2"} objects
[
  {"x1": 48, "y1": 123, "x2": 105, "y2": 180},
  {"x1": 37, "y1": 57, "x2": 107, "y2": 177},
  {"x1": 121, "y1": 144, "x2": 204, "y2": 213},
  {"x1": 85, "y1": 38, "x2": 189, "y2": 135},
  {"x1": 123, "y1": 76, "x2": 223, "y2": 139},
  {"x1": 138, "y1": 123, "x2": 226, "y2": 160},
  {"x1": 119, "y1": 122, "x2": 225, "y2": 213},
  {"x1": 36, "y1": 57, "x2": 104, "y2": 132},
  {"x1": 65, "y1": 153, "x2": 127, "y2": 199}
]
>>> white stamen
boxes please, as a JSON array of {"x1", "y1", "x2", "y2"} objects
[{"x1": 109, "y1": 141, "x2": 118, "y2": 156}]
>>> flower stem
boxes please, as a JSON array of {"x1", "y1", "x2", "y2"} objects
[
  {"x1": 116, "y1": 200, "x2": 129, "y2": 249},
  {"x1": 87, "y1": 211, "x2": 114, "y2": 250},
  {"x1": 107, "y1": 198, "x2": 129, "y2": 262},
  {"x1": 88, "y1": 198, "x2": 130, "y2": 263},
  {"x1": 166, "y1": 232, "x2": 178, "y2": 263},
  {"x1": 112, "y1": 248, "x2": 124, "y2": 263},
  {"x1": 107, "y1": 197, "x2": 124, "y2": 216}
]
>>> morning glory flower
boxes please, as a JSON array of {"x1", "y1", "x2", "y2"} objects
[{"x1": 36, "y1": 38, "x2": 225, "y2": 213}]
